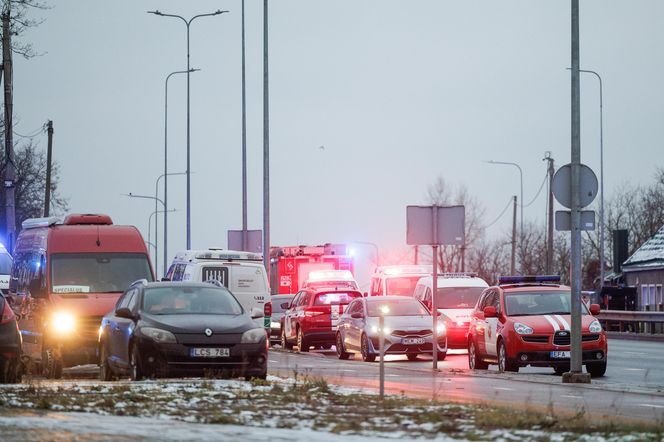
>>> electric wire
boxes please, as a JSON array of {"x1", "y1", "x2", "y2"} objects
[
  {"x1": 482, "y1": 196, "x2": 514, "y2": 230},
  {"x1": 13, "y1": 122, "x2": 46, "y2": 139},
  {"x1": 522, "y1": 172, "x2": 548, "y2": 208}
]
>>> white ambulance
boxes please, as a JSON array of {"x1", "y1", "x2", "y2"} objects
[
  {"x1": 0, "y1": 243, "x2": 11, "y2": 297},
  {"x1": 368, "y1": 265, "x2": 431, "y2": 296},
  {"x1": 166, "y1": 249, "x2": 270, "y2": 330}
]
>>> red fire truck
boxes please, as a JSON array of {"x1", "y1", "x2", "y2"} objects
[{"x1": 269, "y1": 244, "x2": 354, "y2": 295}]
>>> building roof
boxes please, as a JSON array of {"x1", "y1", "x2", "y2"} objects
[{"x1": 622, "y1": 225, "x2": 664, "y2": 271}]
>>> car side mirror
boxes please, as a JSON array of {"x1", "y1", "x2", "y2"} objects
[
  {"x1": 250, "y1": 307, "x2": 264, "y2": 319},
  {"x1": 115, "y1": 307, "x2": 134, "y2": 319},
  {"x1": 350, "y1": 312, "x2": 363, "y2": 319},
  {"x1": 589, "y1": 303, "x2": 601, "y2": 315},
  {"x1": 363, "y1": 292, "x2": 368, "y2": 297},
  {"x1": 483, "y1": 306, "x2": 498, "y2": 318},
  {"x1": 28, "y1": 279, "x2": 47, "y2": 299},
  {"x1": 280, "y1": 302, "x2": 290, "y2": 310}
]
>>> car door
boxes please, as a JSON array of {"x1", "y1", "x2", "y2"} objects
[
  {"x1": 344, "y1": 300, "x2": 363, "y2": 350},
  {"x1": 283, "y1": 292, "x2": 301, "y2": 340},
  {"x1": 110, "y1": 288, "x2": 137, "y2": 369},
  {"x1": 484, "y1": 291, "x2": 500, "y2": 357},
  {"x1": 473, "y1": 290, "x2": 490, "y2": 356},
  {"x1": 116, "y1": 288, "x2": 140, "y2": 367}
]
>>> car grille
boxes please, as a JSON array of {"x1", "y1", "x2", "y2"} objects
[
  {"x1": 553, "y1": 332, "x2": 601, "y2": 346},
  {"x1": 522, "y1": 335, "x2": 549, "y2": 343},
  {"x1": 392, "y1": 329, "x2": 432, "y2": 337}
]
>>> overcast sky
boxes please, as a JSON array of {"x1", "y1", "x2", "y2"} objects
[{"x1": 11, "y1": 1, "x2": 664, "y2": 276}]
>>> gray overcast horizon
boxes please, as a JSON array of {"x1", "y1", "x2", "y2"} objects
[{"x1": 11, "y1": 0, "x2": 664, "y2": 275}]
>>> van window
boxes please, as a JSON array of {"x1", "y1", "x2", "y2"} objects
[
  {"x1": 385, "y1": 276, "x2": 421, "y2": 296},
  {"x1": 172, "y1": 264, "x2": 186, "y2": 281},
  {"x1": 51, "y1": 253, "x2": 153, "y2": 293},
  {"x1": 0, "y1": 253, "x2": 12, "y2": 275},
  {"x1": 435, "y1": 286, "x2": 485, "y2": 309},
  {"x1": 202, "y1": 266, "x2": 229, "y2": 286},
  {"x1": 230, "y1": 265, "x2": 267, "y2": 293}
]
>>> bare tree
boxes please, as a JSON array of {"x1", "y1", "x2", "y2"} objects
[{"x1": 1, "y1": 0, "x2": 50, "y2": 59}]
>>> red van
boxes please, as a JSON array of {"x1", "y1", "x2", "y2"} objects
[{"x1": 9, "y1": 214, "x2": 154, "y2": 378}]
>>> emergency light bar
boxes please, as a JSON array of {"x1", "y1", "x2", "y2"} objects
[
  {"x1": 21, "y1": 217, "x2": 60, "y2": 230},
  {"x1": 438, "y1": 272, "x2": 478, "y2": 279},
  {"x1": 193, "y1": 250, "x2": 263, "y2": 261},
  {"x1": 498, "y1": 275, "x2": 561, "y2": 285},
  {"x1": 307, "y1": 270, "x2": 354, "y2": 281},
  {"x1": 381, "y1": 265, "x2": 431, "y2": 276}
]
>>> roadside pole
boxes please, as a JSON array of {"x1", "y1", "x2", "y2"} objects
[
  {"x1": 262, "y1": 0, "x2": 270, "y2": 277},
  {"x1": 379, "y1": 309, "x2": 385, "y2": 399},
  {"x1": 545, "y1": 153, "x2": 554, "y2": 274},
  {"x1": 2, "y1": 11, "x2": 16, "y2": 251},
  {"x1": 432, "y1": 206, "x2": 439, "y2": 370},
  {"x1": 44, "y1": 120, "x2": 53, "y2": 217},
  {"x1": 511, "y1": 196, "x2": 517, "y2": 275}
]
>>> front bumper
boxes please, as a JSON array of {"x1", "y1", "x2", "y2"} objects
[
  {"x1": 135, "y1": 337, "x2": 268, "y2": 377},
  {"x1": 369, "y1": 333, "x2": 447, "y2": 355},
  {"x1": 509, "y1": 332, "x2": 607, "y2": 367}
]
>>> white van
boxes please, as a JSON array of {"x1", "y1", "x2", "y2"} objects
[
  {"x1": 166, "y1": 249, "x2": 270, "y2": 330},
  {"x1": 369, "y1": 265, "x2": 431, "y2": 296},
  {"x1": 0, "y1": 243, "x2": 11, "y2": 296},
  {"x1": 414, "y1": 273, "x2": 488, "y2": 349}
]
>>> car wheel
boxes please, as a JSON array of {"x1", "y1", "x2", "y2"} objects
[
  {"x1": 586, "y1": 361, "x2": 607, "y2": 378},
  {"x1": 130, "y1": 345, "x2": 144, "y2": 381},
  {"x1": 468, "y1": 340, "x2": 488, "y2": 370},
  {"x1": 297, "y1": 328, "x2": 309, "y2": 353},
  {"x1": 336, "y1": 332, "x2": 351, "y2": 360},
  {"x1": 407, "y1": 353, "x2": 419, "y2": 361},
  {"x1": 281, "y1": 328, "x2": 293, "y2": 350},
  {"x1": 360, "y1": 334, "x2": 375, "y2": 362},
  {"x1": 99, "y1": 344, "x2": 114, "y2": 381},
  {"x1": 498, "y1": 340, "x2": 518, "y2": 373},
  {"x1": 43, "y1": 348, "x2": 63, "y2": 379},
  {"x1": 436, "y1": 351, "x2": 447, "y2": 361},
  {"x1": 554, "y1": 365, "x2": 569, "y2": 376},
  {"x1": 0, "y1": 358, "x2": 18, "y2": 384}
]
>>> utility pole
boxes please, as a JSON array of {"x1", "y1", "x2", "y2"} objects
[
  {"x1": 262, "y1": 0, "x2": 271, "y2": 277},
  {"x1": 510, "y1": 196, "x2": 517, "y2": 275},
  {"x1": 545, "y1": 152, "x2": 554, "y2": 274},
  {"x1": 414, "y1": 245, "x2": 418, "y2": 265},
  {"x1": 2, "y1": 11, "x2": 16, "y2": 251},
  {"x1": 44, "y1": 120, "x2": 53, "y2": 216},
  {"x1": 241, "y1": 0, "x2": 248, "y2": 252}
]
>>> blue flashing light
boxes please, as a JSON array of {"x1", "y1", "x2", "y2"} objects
[{"x1": 498, "y1": 275, "x2": 561, "y2": 285}]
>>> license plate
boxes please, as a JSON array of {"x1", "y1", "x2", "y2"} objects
[
  {"x1": 190, "y1": 347, "x2": 230, "y2": 358},
  {"x1": 402, "y1": 338, "x2": 425, "y2": 345},
  {"x1": 550, "y1": 351, "x2": 570, "y2": 359}
]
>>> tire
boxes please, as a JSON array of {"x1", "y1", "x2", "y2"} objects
[
  {"x1": 297, "y1": 328, "x2": 309, "y2": 353},
  {"x1": 99, "y1": 344, "x2": 114, "y2": 381},
  {"x1": 554, "y1": 365, "x2": 569, "y2": 376},
  {"x1": 468, "y1": 340, "x2": 488, "y2": 370},
  {"x1": 130, "y1": 345, "x2": 144, "y2": 381},
  {"x1": 436, "y1": 351, "x2": 447, "y2": 361},
  {"x1": 497, "y1": 340, "x2": 518, "y2": 373},
  {"x1": 0, "y1": 358, "x2": 19, "y2": 384},
  {"x1": 336, "y1": 332, "x2": 350, "y2": 360},
  {"x1": 586, "y1": 361, "x2": 607, "y2": 378},
  {"x1": 407, "y1": 354, "x2": 419, "y2": 361},
  {"x1": 360, "y1": 334, "x2": 375, "y2": 362},
  {"x1": 43, "y1": 348, "x2": 63, "y2": 379},
  {"x1": 281, "y1": 328, "x2": 293, "y2": 350}
]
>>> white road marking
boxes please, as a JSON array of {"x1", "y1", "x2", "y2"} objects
[
  {"x1": 269, "y1": 360, "x2": 278, "y2": 363},
  {"x1": 624, "y1": 368, "x2": 646, "y2": 371},
  {"x1": 387, "y1": 374, "x2": 401, "y2": 377},
  {"x1": 493, "y1": 387, "x2": 513, "y2": 391},
  {"x1": 638, "y1": 404, "x2": 664, "y2": 409},
  {"x1": 623, "y1": 352, "x2": 647, "y2": 356},
  {"x1": 562, "y1": 395, "x2": 583, "y2": 399}
]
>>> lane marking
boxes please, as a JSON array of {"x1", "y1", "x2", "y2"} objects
[
  {"x1": 493, "y1": 387, "x2": 513, "y2": 391},
  {"x1": 623, "y1": 352, "x2": 647, "y2": 356},
  {"x1": 562, "y1": 395, "x2": 583, "y2": 399},
  {"x1": 544, "y1": 315, "x2": 560, "y2": 331},
  {"x1": 638, "y1": 404, "x2": 664, "y2": 409},
  {"x1": 624, "y1": 368, "x2": 646, "y2": 372},
  {"x1": 387, "y1": 374, "x2": 401, "y2": 377}
]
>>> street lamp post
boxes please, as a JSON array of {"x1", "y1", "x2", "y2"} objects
[
  {"x1": 148, "y1": 208, "x2": 177, "y2": 273},
  {"x1": 148, "y1": 9, "x2": 228, "y2": 250},
  {"x1": 156, "y1": 172, "x2": 186, "y2": 276},
  {"x1": 487, "y1": 160, "x2": 524, "y2": 251},
  {"x1": 579, "y1": 69, "x2": 605, "y2": 288},
  {"x1": 124, "y1": 193, "x2": 165, "y2": 274}
]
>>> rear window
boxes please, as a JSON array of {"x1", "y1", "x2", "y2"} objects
[
  {"x1": 272, "y1": 298, "x2": 293, "y2": 313},
  {"x1": 314, "y1": 292, "x2": 360, "y2": 306}
]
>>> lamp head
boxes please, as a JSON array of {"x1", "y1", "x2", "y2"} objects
[{"x1": 147, "y1": 10, "x2": 163, "y2": 16}]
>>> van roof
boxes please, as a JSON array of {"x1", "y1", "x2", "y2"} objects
[
  {"x1": 173, "y1": 249, "x2": 263, "y2": 263},
  {"x1": 372, "y1": 265, "x2": 431, "y2": 276},
  {"x1": 417, "y1": 273, "x2": 488, "y2": 288}
]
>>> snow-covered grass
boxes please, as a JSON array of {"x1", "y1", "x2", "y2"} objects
[{"x1": 0, "y1": 375, "x2": 662, "y2": 441}]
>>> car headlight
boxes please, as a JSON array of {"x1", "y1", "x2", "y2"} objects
[
  {"x1": 514, "y1": 322, "x2": 534, "y2": 335},
  {"x1": 589, "y1": 320, "x2": 602, "y2": 333},
  {"x1": 435, "y1": 321, "x2": 446, "y2": 335},
  {"x1": 241, "y1": 328, "x2": 267, "y2": 344},
  {"x1": 140, "y1": 327, "x2": 177, "y2": 343},
  {"x1": 51, "y1": 312, "x2": 75, "y2": 333},
  {"x1": 270, "y1": 321, "x2": 281, "y2": 329}
]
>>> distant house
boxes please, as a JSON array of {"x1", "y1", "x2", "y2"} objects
[{"x1": 622, "y1": 225, "x2": 664, "y2": 311}]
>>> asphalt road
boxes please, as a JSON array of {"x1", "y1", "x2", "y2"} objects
[{"x1": 268, "y1": 338, "x2": 664, "y2": 423}]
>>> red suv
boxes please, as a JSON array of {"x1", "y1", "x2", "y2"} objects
[
  {"x1": 467, "y1": 276, "x2": 607, "y2": 377},
  {"x1": 280, "y1": 288, "x2": 362, "y2": 352}
]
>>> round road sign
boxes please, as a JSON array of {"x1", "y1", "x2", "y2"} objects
[{"x1": 552, "y1": 163, "x2": 598, "y2": 209}]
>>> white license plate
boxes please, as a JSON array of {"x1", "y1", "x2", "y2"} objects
[
  {"x1": 190, "y1": 347, "x2": 230, "y2": 358},
  {"x1": 550, "y1": 351, "x2": 570, "y2": 359},
  {"x1": 402, "y1": 338, "x2": 425, "y2": 345}
]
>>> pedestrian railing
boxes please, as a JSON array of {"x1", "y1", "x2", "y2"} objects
[{"x1": 598, "y1": 310, "x2": 664, "y2": 337}]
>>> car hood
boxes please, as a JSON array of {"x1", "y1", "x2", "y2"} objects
[
  {"x1": 510, "y1": 314, "x2": 597, "y2": 333},
  {"x1": 140, "y1": 313, "x2": 256, "y2": 334}
]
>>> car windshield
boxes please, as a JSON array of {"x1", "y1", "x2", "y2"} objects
[
  {"x1": 367, "y1": 298, "x2": 430, "y2": 317},
  {"x1": 51, "y1": 253, "x2": 153, "y2": 293},
  {"x1": 385, "y1": 276, "x2": 422, "y2": 296},
  {"x1": 505, "y1": 291, "x2": 589, "y2": 316},
  {"x1": 435, "y1": 287, "x2": 484, "y2": 309},
  {"x1": 143, "y1": 286, "x2": 243, "y2": 315},
  {"x1": 314, "y1": 292, "x2": 360, "y2": 306},
  {"x1": 0, "y1": 253, "x2": 12, "y2": 275}
]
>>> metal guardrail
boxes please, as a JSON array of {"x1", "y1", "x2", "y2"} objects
[{"x1": 597, "y1": 310, "x2": 664, "y2": 338}]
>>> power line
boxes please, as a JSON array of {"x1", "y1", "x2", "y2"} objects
[
  {"x1": 522, "y1": 172, "x2": 548, "y2": 208},
  {"x1": 13, "y1": 122, "x2": 46, "y2": 139},
  {"x1": 482, "y1": 196, "x2": 514, "y2": 230}
]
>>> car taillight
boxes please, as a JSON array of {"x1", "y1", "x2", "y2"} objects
[
  {"x1": 304, "y1": 310, "x2": 325, "y2": 317},
  {"x1": 0, "y1": 300, "x2": 14, "y2": 325},
  {"x1": 264, "y1": 302, "x2": 272, "y2": 317}
]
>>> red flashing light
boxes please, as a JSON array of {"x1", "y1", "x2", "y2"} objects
[{"x1": 264, "y1": 302, "x2": 272, "y2": 317}]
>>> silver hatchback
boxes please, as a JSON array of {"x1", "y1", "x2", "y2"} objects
[{"x1": 336, "y1": 296, "x2": 447, "y2": 362}]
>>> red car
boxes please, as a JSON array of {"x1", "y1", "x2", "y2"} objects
[
  {"x1": 467, "y1": 276, "x2": 607, "y2": 377},
  {"x1": 280, "y1": 288, "x2": 362, "y2": 352}
]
